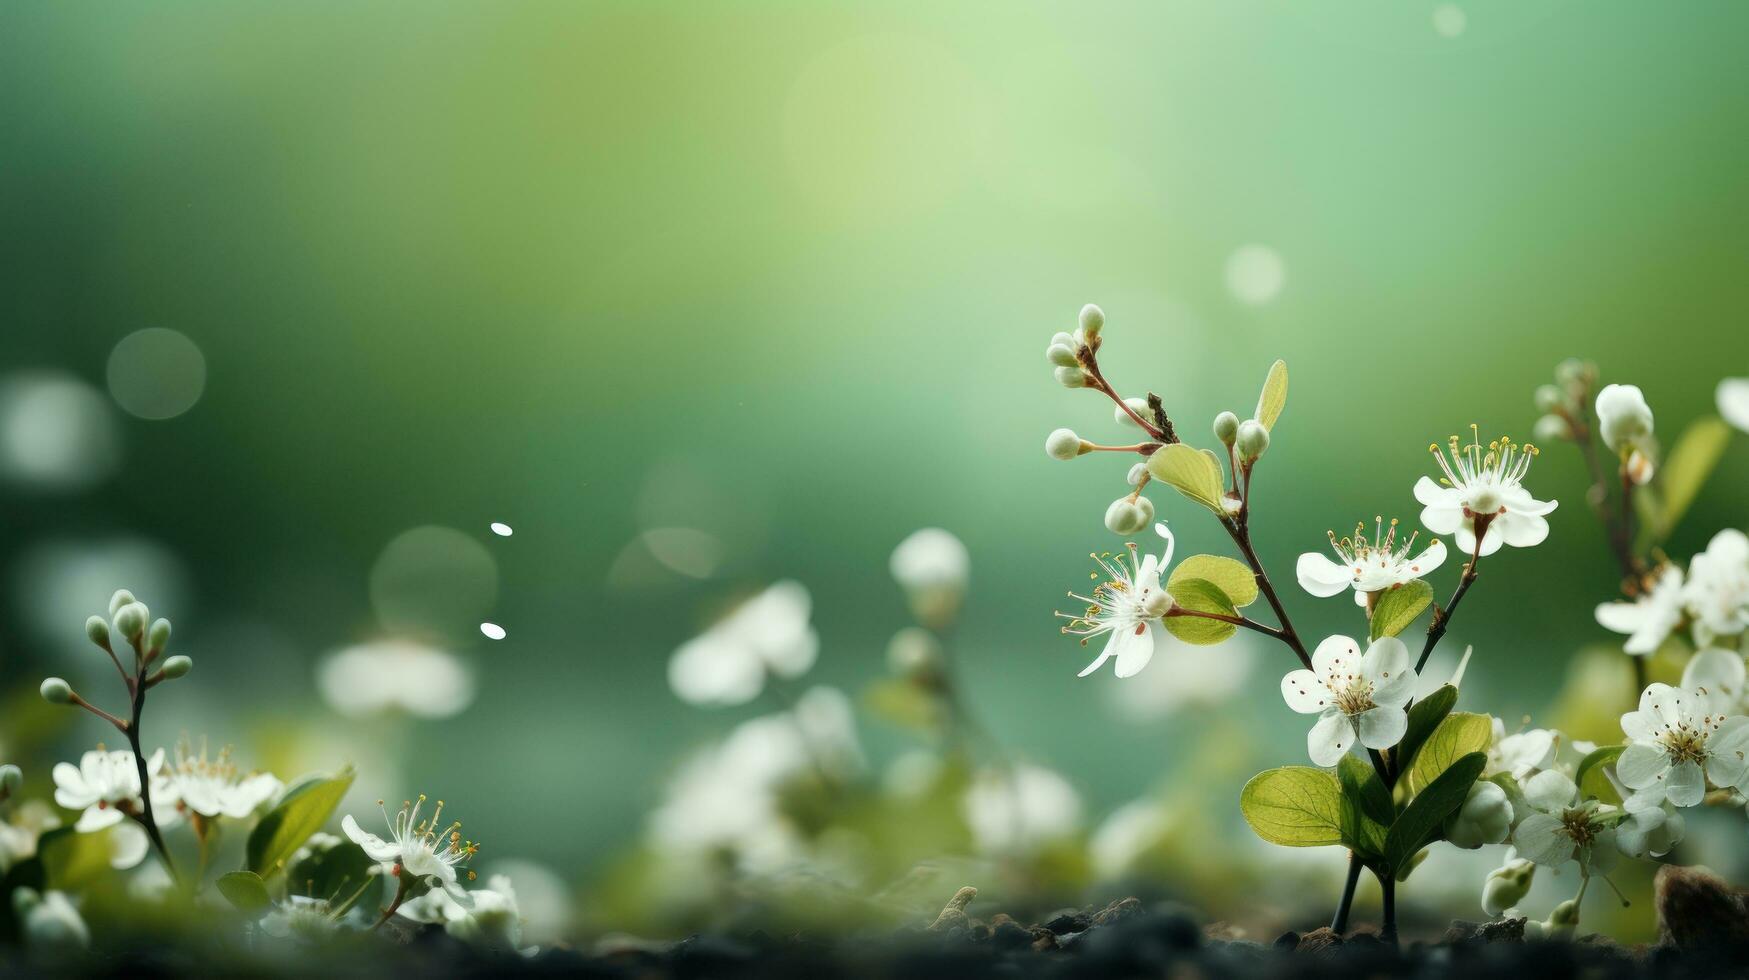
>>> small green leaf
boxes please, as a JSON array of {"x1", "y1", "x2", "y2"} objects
[
  {"x1": 1146, "y1": 443, "x2": 1228, "y2": 514},
  {"x1": 247, "y1": 767, "x2": 355, "y2": 878},
  {"x1": 1397, "y1": 684, "x2": 1458, "y2": 774},
  {"x1": 217, "y1": 871, "x2": 274, "y2": 919},
  {"x1": 1658, "y1": 416, "x2": 1731, "y2": 541},
  {"x1": 1405, "y1": 712, "x2": 1492, "y2": 795},
  {"x1": 1336, "y1": 755, "x2": 1392, "y2": 859},
  {"x1": 1162, "y1": 578, "x2": 1238, "y2": 645},
  {"x1": 286, "y1": 839, "x2": 383, "y2": 916},
  {"x1": 1576, "y1": 744, "x2": 1626, "y2": 806},
  {"x1": 1170, "y1": 555, "x2": 1258, "y2": 608},
  {"x1": 1369, "y1": 580, "x2": 1434, "y2": 640},
  {"x1": 1254, "y1": 359, "x2": 1288, "y2": 431},
  {"x1": 1239, "y1": 767, "x2": 1345, "y2": 847},
  {"x1": 1384, "y1": 751, "x2": 1486, "y2": 878}
]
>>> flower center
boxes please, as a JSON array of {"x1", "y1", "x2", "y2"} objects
[
  {"x1": 1429, "y1": 425, "x2": 1540, "y2": 507},
  {"x1": 1332, "y1": 678, "x2": 1376, "y2": 716},
  {"x1": 1327, "y1": 516, "x2": 1420, "y2": 574},
  {"x1": 1559, "y1": 809, "x2": 1596, "y2": 846},
  {"x1": 1659, "y1": 727, "x2": 1711, "y2": 766}
]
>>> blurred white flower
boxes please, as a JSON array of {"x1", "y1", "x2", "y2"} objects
[
  {"x1": 1616, "y1": 798, "x2": 1684, "y2": 859},
  {"x1": 0, "y1": 800, "x2": 61, "y2": 874},
  {"x1": 51, "y1": 748, "x2": 176, "y2": 869},
  {"x1": 1296, "y1": 517, "x2": 1446, "y2": 604},
  {"x1": 12, "y1": 888, "x2": 89, "y2": 952},
  {"x1": 1089, "y1": 799, "x2": 1171, "y2": 880},
  {"x1": 400, "y1": 873, "x2": 526, "y2": 951},
  {"x1": 1681, "y1": 530, "x2": 1749, "y2": 646},
  {"x1": 1617, "y1": 682, "x2": 1749, "y2": 809},
  {"x1": 342, "y1": 794, "x2": 479, "y2": 908},
  {"x1": 161, "y1": 740, "x2": 282, "y2": 820},
  {"x1": 317, "y1": 639, "x2": 475, "y2": 719},
  {"x1": 1225, "y1": 244, "x2": 1285, "y2": 306},
  {"x1": 1059, "y1": 524, "x2": 1174, "y2": 679},
  {"x1": 1682, "y1": 648, "x2": 1747, "y2": 713},
  {"x1": 1511, "y1": 770, "x2": 1617, "y2": 873},
  {"x1": 667, "y1": 581, "x2": 818, "y2": 707},
  {"x1": 1280, "y1": 636, "x2": 1416, "y2": 766},
  {"x1": 1595, "y1": 564, "x2": 1685, "y2": 656},
  {"x1": 1108, "y1": 630, "x2": 1256, "y2": 720},
  {"x1": 890, "y1": 528, "x2": 970, "y2": 627},
  {"x1": 1417, "y1": 430, "x2": 1556, "y2": 557},
  {"x1": 483, "y1": 859, "x2": 571, "y2": 948},
  {"x1": 962, "y1": 763, "x2": 1082, "y2": 855},
  {"x1": 261, "y1": 895, "x2": 343, "y2": 943},
  {"x1": 1595, "y1": 383, "x2": 1654, "y2": 453},
  {"x1": 1719, "y1": 378, "x2": 1749, "y2": 432},
  {"x1": 0, "y1": 372, "x2": 121, "y2": 491}
]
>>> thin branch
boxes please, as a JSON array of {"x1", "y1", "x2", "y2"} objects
[{"x1": 1165, "y1": 605, "x2": 1284, "y2": 640}]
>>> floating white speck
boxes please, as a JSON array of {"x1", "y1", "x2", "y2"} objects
[
  {"x1": 480, "y1": 622, "x2": 507, "y2": 640},
  {"x1": 490, "y1": 522, "x2": 513, "y2": 537}
]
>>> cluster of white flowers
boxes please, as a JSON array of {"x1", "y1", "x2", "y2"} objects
[
  {"x1": 1595, "y1": 530, "x2": 1749, "y2": 656},
  {"x1": 666, "y1": 580, "x2": 819, "y2": 707}
]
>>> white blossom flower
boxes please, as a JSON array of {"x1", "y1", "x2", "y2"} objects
[
  {"x1": 1416, "y1": 428, "x2": 1556, "y2": 557},
  {"x1": 51, "y1": 748, "x2": 176, "y2": 869},
  {"x1": 1681, "y1": 530, "x2": 1749, "y2": 646},
  {"x1": 317, "y1": 639, "x2": 475, "y2": 719},
  {"x1": 890, "y1": 528, "x2": 970, "y2": 627},
  {"x1": 1719, "y1": 378, "x2": 1749, "y2": 433},
  {"x1": 261, "y1": 896, "x2": 344, "y2": 943},
  {"x1": 962, "y1": 763, "x2": 1082, "y2": 856},
  {"x1": 667, "y1": 581, "x2": 818, "y2": 707},
  {"x1": 1595, "y1": 383, "x2": 1654, "y2": 453},
  {"x1": 161, "y1": 741, "x2": 282, "y2": 821},
  {"x1": 0, "y1": 800, "x2": 60, "y2": 874},
  {"x1": 1058, "y1": 525, "x2": 1176, "y2": 679},
  {"x1": 12, "y1": 889, "x2": 89, "y2": 952},
  {"x1": 1296, "y1": 517, "x2": 1446, "y2": 604},
  {"x1": 400, "y1": 873, "x2": 525, "y2": 951},
  {"x1": 1615, "y1": 798, "x2": 1684, "y2": 859},
  {"x1": 1280, "y1": 635, "x2": 1417, "y2": 766},
  {"x1": 342, "y1": 795, "x2": 479, "y2": 907},
  {"x1": 1595, "y1": 564, "x2": 1686, "y2": 656},
  {"x1": 1485, "y1": 719, "x2": 1559, "y2": 780},
  {"x1": 1616, "y1": 682, "x2": 1749, "y2": 808},
  {"x1": 1510, "y1": 770, "x2": 1617, "y2": 873},
  {"x1": 1682, "y1": 648, "x2": 1747, "y2": 714}
]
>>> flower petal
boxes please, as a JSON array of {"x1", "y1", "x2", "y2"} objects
[
  {"x1": 1665, "y1": 759, "x2": 1705, "y2": 807},
  {"x1": 1295, "y1": 552, "x2": 1353, "y2": 598},
  {"x1": 1311, "y1": 635, "x2": 1362, "y2": 684},
  {"x1": 1307, "y1": 709, "x2": 1353, "y2": 767},
  {"x1": 1615, "y1": 742, "x2": 1669, "y2": 790},
  {"x1": 1355, "y1": 706, "x2": 1408, "y2": 750},
  {"x1": 342, "y1": 814, "x2": 402, "y2": 863},
  {"x1": 1719, "y1": 378, "x2": 1749, "y2": 433},
  {"x1": 1280, "y1": 668, "x2": 1329, "y2": 714},
  {"x1": 1112, "y1": 621, "x2": 1158, "y2": 679},
  {"x1": 75, "y1": 806, "x2": 123, "y2": 833},
  {"x1": 1496, "y1": 512, "x2": 1549, "y2": 549},
  {"x1": 1511, "y1": 813, "x2": 1573, "y2": 867},
  {"x1": 1405, "y1": 538, "x2": 1446, "y2": 579},
  {"x1": 1361, "y1": 636, "x2": 1415, "y2": 707},
  {"x1": 1521, "y1": 769, "x2": 1577, "y2": 813},
  {"x1": 1594, "y1": 601, "x2": 1645, "y2": 636},
  {"x1": 109, "y1": 822, "x2": 150, "y2": 870}
]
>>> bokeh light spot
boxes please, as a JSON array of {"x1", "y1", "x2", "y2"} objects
[
  {"x1": 1224, "y1": 245, "x2": 1287, "y2": 306},
  {"x1": 106, "y1": 328, "x2": 207, "y2": 420},
  {"x1": 0, "y1": 372, "x2": 121, "y2": 491},
  {"x1": 1433, "y1": 4, "x2": 1468, "y2": 38},
  {"x1": 369, "y1": 525, "x2": 499, "y2": 639}
]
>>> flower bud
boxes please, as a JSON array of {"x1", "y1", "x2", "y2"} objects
[
  {"x1": 159, "y1": 655, "x2": 193, "y2": 680},
  {"x1": 85, "y1": 615, "x2": 111, "y2": 649},
  {"x1": 1444, "y1": 781, "x2": 1512, "y2": 848},
  {"x1": 1126, "y1": 461, "x2": 1148, "y2": 487},
  {"x1": 1481, "y1": 858, "x2": 1535, "y2": 916},
  {"x1": 1078, "y1": 304, "x2": 1105, "y2": 342},
  {"x1": 40, "y1": 677, "x2": 73, "y2": 705},
  {"x1": 1104, "y1": 495, "x2": 1155, "y2": 536},
  {"x1": 1555, "y1": 357, "x2": 1594, "y2": 388},
  {"x1": 108, "y1": 589, "x2": 137, "y2": 617},
  {"x1": 1625, "y1": 448, "x2": 1654, "y2": 485},
  {"x1": 113, "y1": 601, "x2": 149, "y2": 641},
  {"x1": 1535, "y1": 898, "x2": 1580, "y2": 939},
  {"x1": 1054, "y1": 365, "x2": 1087, "y2": 389},
  {"x1": 147, "y1": 618, "x2": 172, "y2": 657},
  {"x1": 1045, "y1": 428, "x2": 1086, "y2": 461},
  {"x1": 886, "y1": 627, "x2": 942, "y2": 680},
  {"x1": 1533, "y1": 384, "x2": 1565, "y2": 413},
  {"x1": 1046, "y1": 343, "x2": 1078, "y2": 368},
  {"x1": 1596, "y1": 383, "x2": 1653, "y2": 452},
  {"x1": 1532, "y1": 413, "x2": 1570, "y2": 443},
  {"x1": 1113, "y1": 397, "x2": 1151, "y2": 428},
  {"x1": 1213, "y1": 411, "x2": 1240, "y2": 446},
  {"x1": 1235, "y1": 419, "x2": 1269, "y2": 460},
  {"x1": 0, "y1": 764, "x2": 21, "y2": 795}
]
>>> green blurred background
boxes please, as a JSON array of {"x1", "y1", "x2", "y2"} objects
[{"x1": 3, "y1": 0, "x2": 1748, "y2": 933}]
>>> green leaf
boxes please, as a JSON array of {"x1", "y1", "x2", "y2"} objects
[
  {"x1": 247, "y1": 767, "x2": 355, "y2": 878},
  {"x1": 1658, "y1": 416, "x2": 1731, "y2": 541},
  {"x1": 1161, "y1": 578, "x2": 1238, "y2": 645},
  {"x1": 1170, "y1": 554, "x2": 1258, "y2": 608},
  {"x1": 217, "y1": 871, "x2": 274, "y2": 919},
  {"x1": 1239, "y1": 767, "x2": 1345, "y2": 847},
  {"x1": 1369, "y1": 580, "x2": 1434, "y2": 640},
  {"x1": 1397, "y1": 684, "x2": 1458, "y2": 774},
  {"x1": 1405, "y1": 712, "x2": 1492, "y2": 795},
  {"x1": 1254, "y1": 359, "x2": 1288, "y2": 431},
  {"x1": 1384, "y1": 751, "x2": 1486, "y2": 878},
  {"x1": 37, "y1": 826, "x2": 121, "y2": 890},
  {"x1": 1336, "y1": 756, "x2": 1392, "y2": 859},
  {"x1": 286, "y1": 839, "x2": 384, "y2": 916},
  {"x1": 1576, "y1": 744, "x2": 1626, "y2": 806},
  {"x1": 1146, "y1": 443, "x2": 1228, "y2": 514}
]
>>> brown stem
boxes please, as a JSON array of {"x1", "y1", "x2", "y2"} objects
[
  {"x1": 1165, "y1": 605, "x2": 1284, "y2": 640},
  {"x1": 373, "y1": 874, "x2": 412, "y2": 929},
  {"x1": 125, "y1": 671, "x2": 177, "y2": 883},
  {"x1": 1221, "y1": 517, "x2": 1312, "y2": 670},
  {"x1": 1417, "y1": 550, "x2": 1482, "y2": 676},
  {"x1": 67, "y1": 693, "x2": 130, "y2": 733},
  {"x1": 1079, "y1": 355, "x2": 1169, "y2": 442},
  {"x1": 1568, "y1": 411, "x2": 1640, "y2": 582}
]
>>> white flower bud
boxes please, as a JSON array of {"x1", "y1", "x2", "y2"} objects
[
  {"x1": 1079, "y1": 303, "x2": 1105, "y2": 341},
  {"x1": 85, "y1": 615, "x2": 110, "y2": 648},
  {"x1": 1444, "y1": 781, "x2": 1512, "y2": 848},
  {"x1": 1596, "y1": 383, "x2": 1653, "y2": 452},
  {"x1": 1045, "y1": 428, "x2": 1085, "y2": 461},
  {"x1": 1113, "y1": 397, "x2": 1151, "y2": 428},
  {"x1": 1104, "y1": 495, "x2": 1155, "y2": 536},
  {"x1": 1235, "y1": 419, "x2": 1269, "y2": 460},
  {"x1": 1555, "y1": 357, "x2": 1594, "y2": 387},
  {"x1": 1532, "y1": 413, "x2": 1571, "y2": 443},
  {"x1": 1050, "y1": 331, "x2": 1076, "y2": 349},
  {"x1": 108, "y1": 589, "x2": 137, "y2": 617},
  {"x1": 1625, "y1": 448, "x2": 1654, "y2": 485},
  {"x1": 1481, "y1": 858, "x2": 1535, "y2": 916},
  {"x1": 1533, "y1": 384, "x2": 1565, "y2": 413},
  {"x1": 159, "y1": 655, "x2": 193, "y2": 679},
  {"x1": 148, "y1": 618, "x2": 172, "y2": 656},
  {"x1": 1046, "y1": 343, "x2": 1078, "y2": 368},
  {"x1": 1534, "y1": 898, "x2": 1580, "y2": 939},
  {"x1": 1126, "y1": 461, "x2": 1148, "y2": 487},
  {"x1": 0, "y1": 764, "x2": 21, "y2": 794},
  {"x1": 1213, "y1": 411, "x2": 1240, "y2": 446},
  {"x1": 886, "y1": 627, "x2": 942, "y2": 678},
  {"x1": 113, "y1": 601, "x2": 149, "y2": 641},
  {"x1": 40, "y1": 677, "x2": 73, "y2": 705},
  {"x1": 1054, "y1": 365, "x2": 1087, "y2": 389}
]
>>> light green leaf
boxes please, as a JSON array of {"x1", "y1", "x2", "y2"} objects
[
  {"x1": 1239, "y1": 767, "x2": 1345, "y2": 848},
  {"x1": 1170, "y1": 555, "x2": 1258, "y2": 608},
  {"x1": 1336, "y1": 755, "x2": 1392, "y2": 860},
  {"x1": 247, "y1": 767, "x2": 355, "y2": 878},
  {"x1": 1658, "y1": 416, "x2": 1731, "y2": 541},
  {"x1": 1254, "y1": 359, "x2": 1288, "y2": 431},
  {"x1": 1405, "y1": 712, "x2": 1492, "y2": 795},
  {"x1": 217, "y1": 871, "x2": 273, "y2": 920},
  {"x1": 1146, "y1": 443, "x2": 1228, "y2": 514},
  {"x1": 1369, "y1": 580, "x2": 1434, "y2": 641},
  {"x1": 1397, "y1": 684, "x2": 1458, "y2": 774},
  {"x1": 1162, "y1": 578, "x2": 1238, "y2": 645},
  {"x1": 1385, "y1": 751, "x2": 1486, "y2": 878},
  {"x1": 1576, "y1": 744, "x2": 1625, "y2": 806}
]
